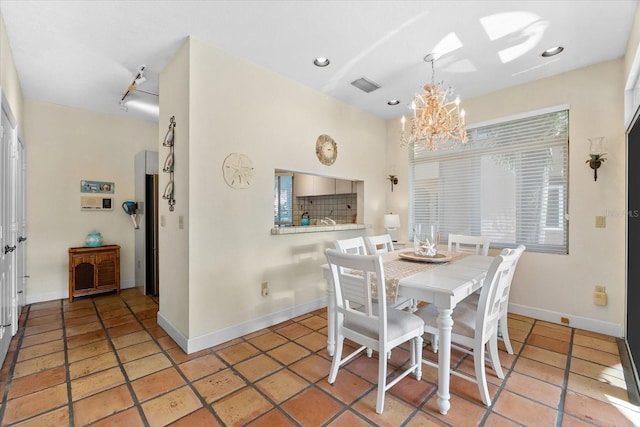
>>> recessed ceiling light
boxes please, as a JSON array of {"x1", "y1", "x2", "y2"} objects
[
  {"x1": 541, "y1": 46, "x2": 564, "y2": 57},
  {"x1": 387, "y1": 100, "x2": 400, "y2": 106},
  {"x1": 313, "y1": 57, "x2": 330, "y2": 67}
]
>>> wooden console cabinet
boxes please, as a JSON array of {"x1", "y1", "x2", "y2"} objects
[{"x1": 68, "y1": 245, "x2": 120, "y2": 302}]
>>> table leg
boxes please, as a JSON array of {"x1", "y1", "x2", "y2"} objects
[
  {"x1": 436, "y1": 307, "x2": 453, "y2": 415},
  {"x1": 327, "y1": 282, "x2": 335, "y2": 356}
]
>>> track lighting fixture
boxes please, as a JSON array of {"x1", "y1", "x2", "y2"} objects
[{"x1": 120, "y1": 65, "x2": 157, "y2": 104}]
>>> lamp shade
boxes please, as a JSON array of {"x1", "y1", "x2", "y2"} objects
[{"x1": 384, "y1": 214, "x2": 400, "y2": 229}]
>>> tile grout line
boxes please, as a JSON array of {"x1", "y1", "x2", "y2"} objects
[
  {"x1": 555, "y1": 324, "x2": 575, "y2": 427},
  {"x1": 219, "y1": 329, "x2": 302, "y2": 425},
  {"x1": 474, "y1": 318, "x2": 537, "y2": 426},
  {"x1": 62, "y1": 298, "x2": 77, "y2": 427},
  {"x1": 117, "y1": 294, "x2": 226, "y2": 426},
  {"x1": 93, "y1": 295, "x2": 152, "y2": 427},
  {"x1": 237, "y1": 326, "x2": 335, "y2": 426}
]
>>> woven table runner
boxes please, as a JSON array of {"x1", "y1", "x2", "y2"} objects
[{"x1": 372, "y1": 252, "x2": 468, "y2": 303}]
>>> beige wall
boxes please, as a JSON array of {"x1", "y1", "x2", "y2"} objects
[
  {"x1": 24, "y1": 100, "x2": 157, "y2": 302},
  {"x1": 157, "y1": 38, "x2": 191, "y2": 338},
  {"x1": 625, "y1": 2, "x2": 640, "y2": 82},
  {"x1": 0, "y1": 13, "x2": 23, "y2": 135},
  {"x1": 158, "y1": 37, "x2": 388, "y2": 347},
  {"x1": 387, "y1": 59, "x2": 626, "y2": 334}
]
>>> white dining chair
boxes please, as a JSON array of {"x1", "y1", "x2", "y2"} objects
[
  {"x1": 447, "y1": 234, "x2": 490, "y2": 256},
  {"x1": 334, "y1": 235, "x2": 411, "y2": 358},
  {"x1": 455, "y1": 245, "x2": 526, "y2": 354},
  {"x1": 324, "y1": 248, "x2": 424, "y2": 414},
  {"x1": 415, "y1": 249, "x2": 521, "y2": 407},
  {"x1": 364, "y1": 234, "x2": 415, "y2": 312}
]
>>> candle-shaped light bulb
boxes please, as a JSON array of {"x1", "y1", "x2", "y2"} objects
[
  {"x1": 411, "y1": 101, "x2": 417, "y2": 118},
  {"x1": 401, "y1": 115, "x2": 405, "y2": 131},
  {"x1": 455, "y1": 96, "x2": 460, "y2": 106}
]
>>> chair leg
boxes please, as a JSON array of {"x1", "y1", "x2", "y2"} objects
[
  {"x1": 431, "y1": 333, "x2": 439, "y2": 353},
  {"x1": 488, "y1": 334, "x2": 504, "y2": 379},
  {"x1": 376, "y1": 347, "x2": 388, "y2": 414},
  {"x1": 499, "y1": 314, "x2": 514, "y2": 354},
  {"x1": 413, "y1": 335, "x2": 423, "y2": 380},
  {"x1": 328, "y1": 335, "x2": 344, "y2": 384},
  {"x1": 474, "y1": 343, "x2": 491, "y2": 406}
]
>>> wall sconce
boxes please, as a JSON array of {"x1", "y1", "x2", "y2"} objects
[
  {"x1": 587, "y1": 137, "x2": 606, "y2": 181},
  {"x1": 388, "y1": 174, "x2": 398, "y2": 191}
]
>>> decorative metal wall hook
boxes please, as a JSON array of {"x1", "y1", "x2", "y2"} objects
[{"x1": 163, "y1": 116, "x2": 176, "y2": 210}]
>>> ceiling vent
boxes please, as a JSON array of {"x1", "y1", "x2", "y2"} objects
[{"x1": 350, "y1": 77, "x2": 381, "y2": 93}]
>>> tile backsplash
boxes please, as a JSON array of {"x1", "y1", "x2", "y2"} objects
[{"x1": 294, "y1": 194, "x2": 358, "y2": 225}]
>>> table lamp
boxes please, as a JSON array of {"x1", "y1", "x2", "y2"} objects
[{"x1": 384, "y1": 214, "x2": 401, "y2": 242}]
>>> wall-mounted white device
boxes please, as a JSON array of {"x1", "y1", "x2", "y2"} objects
[{"x1": 81, "y1": 196, "x2": 113, "y2": 210}]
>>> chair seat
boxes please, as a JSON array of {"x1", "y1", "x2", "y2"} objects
[
  {"x1": 345, "y1": 308, "x2": 424, "y2": 343},
  {"x1": 417, "y1": 303, "x2": 477, "y2": 340}
]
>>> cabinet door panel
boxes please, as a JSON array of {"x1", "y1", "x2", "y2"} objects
[
  {"x1": 293, "y1": 173, "x2": 314, "y2": 197},
  {"x1": 314, "y1": 176, "x2": 335, "y2": 195},
  {"x1": 335, "y1": 179, "x2": 353, "y2": 194},
  {"x1": 96, "y1": 258, "x2": 117, "y2": 288},
  {"x1": 74, "y1": 263, "x2": 95, "y2": 290}
]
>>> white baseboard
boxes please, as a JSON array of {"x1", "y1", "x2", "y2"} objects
[
  {"x1": 509, "y1": 303, "x2": 623, "y2": 338},
  {"x1": 159, "y1": 297, "x2": 328, "y2": 354},
  {"x1": 26, "y1": 290, "x2": 67, "y2": 305},
  {"x1": 26, "y1": 279, "x2": 135, "y2": 305}
]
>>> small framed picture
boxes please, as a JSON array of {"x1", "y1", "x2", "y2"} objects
[{"x1": 81, "y1": 180, "x2": 115, "y2": 194}]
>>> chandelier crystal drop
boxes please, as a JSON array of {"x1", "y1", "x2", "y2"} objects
[{"x1": 400, "y1": 54, "x2": 468, "y2": 150}]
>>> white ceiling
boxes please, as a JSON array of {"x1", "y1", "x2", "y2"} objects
[{"x1": 0, "y1": 1, "x2": 637, "y2": 123}]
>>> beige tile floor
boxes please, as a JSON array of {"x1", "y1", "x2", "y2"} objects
[{"x1": 0, "y1": 288, "x2": 639, "y2": 426}]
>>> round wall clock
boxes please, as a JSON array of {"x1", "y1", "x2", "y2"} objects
[
  {"x1": 222, "y1": 153, "x2": 254, "y2": 189},
  {"x1": 316, "y1": 134, "x2": 337, "y2": 165}
]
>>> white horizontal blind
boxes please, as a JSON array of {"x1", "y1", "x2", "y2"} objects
[
  {"x1": 274, "y1": 173, "x2": 293, "y2": 225},
  {"x1": 409, "y1": 109, "x2": 569, "y2": 254}
]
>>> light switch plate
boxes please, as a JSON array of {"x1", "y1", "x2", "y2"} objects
[{"x1": 595, "y1": 216, "x2": 606, "y2": 228}]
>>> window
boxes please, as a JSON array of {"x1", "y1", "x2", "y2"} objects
[
  {"x1": 274, "y1": 172, "x2": 293, "y2": 225},
  {"x1": 409, "y1": 107, "x2": 569, "y2": 254}
]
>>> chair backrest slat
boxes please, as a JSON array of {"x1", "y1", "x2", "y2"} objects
[
  {"x1": 325, "y1": 249, "x2": 386, "y2": 333},
  {"x1": 448, "y1": 234, "x2": 490, "y2": 256},
  {"x1": 335, "y1": 237, "x2": 367, "y2": 255},
  {"x1": 495, "y1": 245, "x2": 525, "y2": 315},
  {"x1": 364, "y1": 234, "x2": 395, "y2": 255},
  {"x1": 475, "y1": 249, "x2": 521, "y2": 340}
]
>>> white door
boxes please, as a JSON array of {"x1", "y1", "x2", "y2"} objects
[
  {"x1": 0, "y1": 92, "x2": 20, "y2": 362},
  {"x1": 14, "y1": 137, "x2": 26, "y2": 328},
  {"x1": 0, "y1": 107, "x2": 14, "y2": 361}
]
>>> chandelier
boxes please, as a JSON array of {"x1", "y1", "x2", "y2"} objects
[{"x1": 400, "y1": 54, "x2": 468, "y2": 150}]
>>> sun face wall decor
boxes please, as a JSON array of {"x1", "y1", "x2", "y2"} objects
[
  {"x1": 316, "y1": 134, "x2": 337, "y2": 166},
  {"x1": 223, "y1": 153, "x2": 255, "y2": 189}
]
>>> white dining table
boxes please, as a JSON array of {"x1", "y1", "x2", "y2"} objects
[{"x1": 322, "y1": 250, "x2": 495, "y2": 415}]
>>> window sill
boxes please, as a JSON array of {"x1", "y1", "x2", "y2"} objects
[{"x1": 271, "y1": 224, "x2": 366, "y2": 235}]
